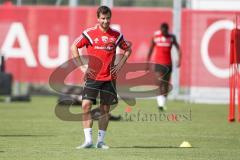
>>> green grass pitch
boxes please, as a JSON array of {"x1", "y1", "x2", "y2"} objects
[{"x1": 0, "y1": 96, "x2": 240, "y2": 160}]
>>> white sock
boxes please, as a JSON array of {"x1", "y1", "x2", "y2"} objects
[
  {"x1": 83, "y1": 128, "x2": 92, "y2": 144},
  {"x1": 157, "y1": 95, "x2": 166, "y2": 107},
  {"x1": 97, "y1": 130, "x2": 106, "y2": 143}
]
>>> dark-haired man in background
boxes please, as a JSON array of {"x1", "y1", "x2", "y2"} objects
[{"x1": 147, "y1": 23, "x2": 181, "y2": 111}]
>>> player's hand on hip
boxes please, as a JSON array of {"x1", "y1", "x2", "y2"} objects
[
  {"x1": 111, "y1": 64, "x2": 121, "y2": 78},
  {"x1": 80, "y1": 64, "x2": 88, "y2": 73},
  {"x1": 80, "y1": 65, "x2": 96, "y2": 80}
]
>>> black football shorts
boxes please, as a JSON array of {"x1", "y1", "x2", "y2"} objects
[
  {"x1": 82, "y1": 79, "x2": 118, "y2": 105},
  {"x1": 154, "y1": 64, "x2": 172, "y2": 81}
]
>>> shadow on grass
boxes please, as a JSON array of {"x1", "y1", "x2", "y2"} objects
[
  {"x1": 0, "y1": 135, "x2": 54, "y2": 137},
  {"x1": 112, "y1": 146, "x2": 197, "y2": 149},
  {"x1": 0, "y1": 151, "x2": 4, "y2": 153}
]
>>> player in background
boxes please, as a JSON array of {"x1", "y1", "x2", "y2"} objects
[
  {"x1": 71, "y1": 6, "x2": 131, "y2": 149},
  {"x1": 147, "y1": 23, "x2": 181, "y2": 111}
]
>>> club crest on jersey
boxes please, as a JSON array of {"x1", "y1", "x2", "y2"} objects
[{"x1": 101, "y1": 36, "x2": 108, "y2": 43}]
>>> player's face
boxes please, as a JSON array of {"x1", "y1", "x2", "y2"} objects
[
  {"x1": 98, "y1": 13, "x2": 111, "y2": 31},
  {"x1": 161, "y1": 27, "x2": 168, "y2": 36}
]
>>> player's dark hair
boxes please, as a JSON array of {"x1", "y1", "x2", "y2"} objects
[
  {"x1": 97, "y1": 6, "x2": 112, "y2": 18},
  {"x1": 161, "y1": 23, "x2": 169, "y2": 30}
]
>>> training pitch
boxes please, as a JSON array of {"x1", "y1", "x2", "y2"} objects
[{"x1": 0, "y1": 96, "x2": 239, "y2": 160}]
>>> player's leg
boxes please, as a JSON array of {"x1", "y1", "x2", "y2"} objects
[
  {"x1": 76, "y1": 79, "x2": 99, "y2": 149},
  {"x1": 156, "y1": 70, "x2": 167, "y2": 111},
  {"x1": 160, "y1": 66, "x2": 172, "y2": 110},
  {"x1": 96, "y1": 104, "x2": 110, "y2": 149},
  {"x1": 162, "y1": 66, "x2": 172, "y2": 95},
  {"x1": 98, "y1": 104, "x2": 110, "y2": 131},
  {"x1": 76, "y1": 99, "x2": 94, "y2": 149},
  {"x1": 96, "y1": 80, "x2": 118, "y2": 149},
  {"x1": 155, "y1": 64, "x2": 172, "y2": 111}
]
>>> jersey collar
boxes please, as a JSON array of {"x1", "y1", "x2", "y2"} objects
[{"x1": 97, "y1": 24, "x2": 111, "y2": 34}]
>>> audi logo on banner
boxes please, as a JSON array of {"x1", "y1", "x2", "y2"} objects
[{"x1": 201, "y1": 20, "x2": 234, "y2": 79}]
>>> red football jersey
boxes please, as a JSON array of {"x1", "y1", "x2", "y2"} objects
[
  {"x1": 151, "y1": 30, "x2": 175, "y2": 65},
  {"x1": 73, "y1": 25, "x2": 129, "y2": 81}
]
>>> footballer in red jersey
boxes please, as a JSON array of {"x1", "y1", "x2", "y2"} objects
[
  {"x1": 71, "y1": 6, "x2": 131, "y2": 149},
  {"x1": 147, "y1": 23, "x2": 181, "y2": 111}
]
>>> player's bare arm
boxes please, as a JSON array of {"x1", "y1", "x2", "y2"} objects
[
  {"x1": 71, "y1": 44, "x2": 83, "y2": 66},
  {"x1": 173, "y1": 35, "x2": 182, "y2": 67},
  {"x1": 147, "y1": 39, "x2": 155, "y2": 61},
  {"x1": 71, "y1": 43, "x2": 96, "y2": 79},
  {"x1": 111, "y1": 47, "x2": 132, "y2": 76},
  {"x1": 146, "y1": 39, "x2": 155, "y2": 70}
]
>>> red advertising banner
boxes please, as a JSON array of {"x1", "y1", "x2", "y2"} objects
[
  {"x1": 1, "y1": 6, "x2": 239, "y2": 89},
  {"x1": 0, "y1": 6, "x2": 172, "y2": 83},
  {"x1": 181, "y1": 10, "x2": 240, "y2": 88}
]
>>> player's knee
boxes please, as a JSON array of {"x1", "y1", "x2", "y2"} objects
[
  {"x1": 82, "y1": 100, "x2": 92, "y2": 112},
  {"x1": 100, "y1": 105, "x2": 110, "y2": 114},
  {"x1": 100, "y1": 109, "x2": 109, "y2": 115},
  {"x1": 82, "y1": 105, "x2": 91, "y2": 112}
]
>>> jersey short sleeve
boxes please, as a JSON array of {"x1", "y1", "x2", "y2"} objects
[
  {"x1": 73, "y1": 34, "x2": 90, "y2": 48},
  {"x1": 118, "y1": 36, "x2": 131, "y2": 51}
]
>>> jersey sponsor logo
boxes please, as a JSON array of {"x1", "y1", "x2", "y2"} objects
[
  {"x1": 154, "y1": 36, "x2": 171, "y2": 47},
  {"x1": 154, "y1": 37, "x2": 168, "y2": 43},
  {"x1": 94, "y1": 46, "x2": 106, "y2": 50},
  {"x1": 105, "y1": 42, "x2": 115, "y2": 51},
  {"x1": 156, "y1": 43, "x2": 171, "y2": 47},
  {"x1": 94, "y1": 43, "x2": 115, "y2": 51}
]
